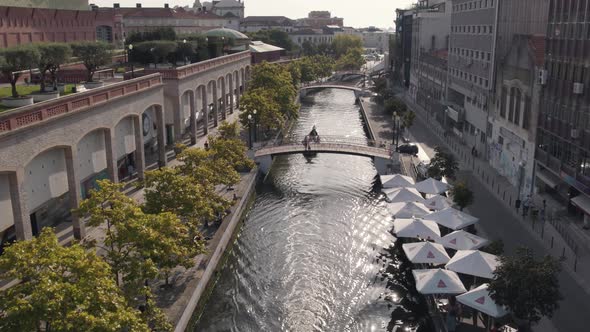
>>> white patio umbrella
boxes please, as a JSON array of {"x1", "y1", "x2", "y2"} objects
[
  {"x1": 381, "y1": 174, "x2": 415, "y2": 188},
  {"x1": 384, "y1": 187, "x2": 425, "y2": 203},
  {"x1": 388, "y1": 202, "x2": 431, "y2": 218},
  {"x1": 456, "y1": 283, "x2": 508, "y2": 318},
  {"x1": 422, "y1": 207, "x2": 479, "y2": 230},
  {"x1": 412, "y1": 268, "x2": 467, "y2": 294},
  {"x1": 424, "y1": 195, "x2": 453, "y2": 211},
  {"x1": 445, "y1": 250, "x2": 500, "y2": 279},
  {"x1": 439, "y1": 230, "x2": 489, "y2": 250},
  {"x1": 402, "y1": 242, "x2": 450, "y2": 265},
  {"x1": 415, "y1": 178, "x2": 450, "y2": 194},
  {"x1": 393, "y1": 218, "x2": 441, "y2": 240}
]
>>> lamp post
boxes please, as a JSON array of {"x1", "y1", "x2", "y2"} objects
[
  {"x1": 253, "y1": 109, "x2": 258, "y2": 142},
  {"x1": 392, "y1": 111, "x2": 400, "y2": 149},
  {"x1": 127, "y1": 44, "x2": 134, "y2": 78},
  {"x1": 427, "y1": 94, "x2": 432, "y2": 123},
  {"x1": 247, "y1": 114, "x2": 253, "y2": 149},
  {"x1": 183, "y1": 39, "x2": 188, "y2": 65},
  {"x1": 150, "y1": 47, "x2": 156, "y2": 68}
]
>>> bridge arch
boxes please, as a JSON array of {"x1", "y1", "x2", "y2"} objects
[{"x1": 225, "y1": 72, "x2": 235, "y2": 113}]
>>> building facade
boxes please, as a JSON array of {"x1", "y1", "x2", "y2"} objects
[
  {"x1": 289, "y1": 29, "x2": 335, "y2": 48},
  {"x1": 1, "y1": 0, "x2": 89, "y2": 10},
  {"x1": 297, "y1": 11, "x2": 344, "y2": 29},
  {"x1": 489, "y1": 35, "x2": 545, "y2": 199},
  {"x1": 239, "y1": 16, "x2": 296, "y2": 33},
  {"x1": 408, "y1": 0, "x2": 451, "y2": 122},
  {"x1": 535, "y1": 0, "x2": 590, "y2": 222},
  {"x1": 394, "y1": 8, "x2": 414, "y2": 88}
]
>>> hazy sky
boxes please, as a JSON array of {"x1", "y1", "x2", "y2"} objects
[{"x1": 92, "y1": 0, "x2": 415, "y2": 29}]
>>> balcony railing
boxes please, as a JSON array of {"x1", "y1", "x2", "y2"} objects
[{"x1": 0, "y1": 74, "x2": 163, "y2": 135}]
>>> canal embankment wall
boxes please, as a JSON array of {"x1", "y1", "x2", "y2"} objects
[
  {"x1": 174, "y1": 170, "x2": 258, "y2": 332},
  {"x1": 358, "y1": 98, "x2": 376, "y2": 141}
]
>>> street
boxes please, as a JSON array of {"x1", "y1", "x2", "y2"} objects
[{"x1": 408, "y1": 112, "x2": 589, "y2": 332}]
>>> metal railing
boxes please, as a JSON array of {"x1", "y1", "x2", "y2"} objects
[{"x1": 255, "y1": 134, "x2": 393, "y2": 152}]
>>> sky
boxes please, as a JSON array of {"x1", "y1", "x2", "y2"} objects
[{"x1": 92, "y1": 0, "x2": 415, "y2": 29}]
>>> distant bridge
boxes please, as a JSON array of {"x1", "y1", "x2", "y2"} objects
[
  {"x1": 254, "y1": 135, "x2": 394, "y2": 174},
  {"x1": 300, "y1": 84, "x2": 365, "y2": 98}
]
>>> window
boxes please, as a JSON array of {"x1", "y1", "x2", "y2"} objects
[
  {"x1": 523, "y1": 96, "x2": 531, "y2": 129},
  {"x1": 508, "y1": 87, "x2": 515, "y2": 122},
  {"x1": 487, "y1": 52, "x2": 491, "y2": 61},
  {"x1": 514, "y1": 89, "x2": 522, "y2": 125}
]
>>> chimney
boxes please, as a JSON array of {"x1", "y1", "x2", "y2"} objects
[
  {"x1": 113, "y1": 3, "x2": 120, "y2": 8},
  {"x1": 136, "y1": 3, "x2": 142, "y2": 8},
  {"x1": 164, "y1": 3, "x2": 169, "y2": 8}
]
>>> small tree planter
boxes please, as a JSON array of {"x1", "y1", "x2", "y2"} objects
[
  {"x1": 84, "y1": 81, "x2": 104, "y2": 89},
  {"x1": 57, "y1": 84, "x2": 66, "y2": 93},
  {"x1": 1, "y1": 96, "x2": 34, "y2": 108},
  {"x1": 30, "y1": 90, "x2": 60, "y2": 102}
]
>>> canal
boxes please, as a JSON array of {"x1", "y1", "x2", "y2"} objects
[{"x1": 195, "y1": 89, "x2": 431, "y2": 332}]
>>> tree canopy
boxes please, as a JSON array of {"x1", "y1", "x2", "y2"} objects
[
  {"x1": 35, "y1": 43, "x2": 72, "y2": 92},
  {"x1": 427, "y1": 147, "x2": 459, "y2": 180},
  {"x1": 332, "y1": 34, "x2": 363, "y2": 58},
  {"x1": 247, "y1": 29, "x2": 293, "y2": 51},
  {"x1": 0, "y1": 45, "x2": 41, "y2": 98},
  {"x1": 0, "y1": 228, "x2": 148, "y2": 332},
  {"x1": 335, "y1": 47, "x2": 365, "y2": 71},
  {"x1": 489, "y1": 247, "x2": 562, "y2": 328},
  {"x1": 71, "y1": 41, "x2": 113, "y2": 82},
  {"x1": 450, "y1": 181, "x2": 474, "y2": 211}
]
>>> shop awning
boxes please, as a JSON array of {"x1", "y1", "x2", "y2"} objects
[
  {"x1": 536, "y1": 170, "x2": 560, "y2": 189},
  {"x1": 571, "y1": 195, "x2": 590, "y2": 215}
]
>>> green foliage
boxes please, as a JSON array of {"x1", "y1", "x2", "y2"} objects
[
  {"x1": 133, "y1": 40, "x2": 178, "y2": 65},
  {"x1": 0, "y1": 45, "x2": 41, "y2": 98},
  {"x1": 295, "y1": 55, "x2": 335, "y2": 84},
  {"x1": 217, "y1": 120, "x2": 240, "y2": 140},
  {"x1": 209, "y1": 135, "x2": 255, "y2": 172},
  {"x1": 142, "y1": 167, "x2": 218, "y2": 228},
  {"x1": 335, "y1": 47, "x2": 365, "y2": 71},
  {"x1": 35, "y1": 43, "x2": 72, "y2": 92},
  {"x1": 402, "y1": 110, "x2": 415, "y2": 129},
  {"x1": 0, "y1": 228, "x2": 148, "y2": 332},
  {"x1": 489, "y1": 247, "x2": 562, "y2": 327},
  {"x1": 178, "y1": 33, "x2": 211, "y2": 62},
  {"x1": 427, "y1": 147, "x2": 459, "y2": 180},
  {"x1": 239, "y1": 88, "x2": 285, "y2": 131},
  {"x1": 247, "y1": 29, "x2": 293, "y2": 51},
  {"x1": 286, "y1": 61, "x2": 302, "y2": 86},
  {"x1": 384, "y1": 97, "x2": 407, "y2": 115},
  {"x1": 71, "y1": 41, "x2": 113, "y2": 82},
  {"x1": 484, "y1": 239, "x2": 505, "y2": 255},
  {"x1": 125, "y1": 27, "x2": 177, "y2": 44},
  {"x1": 301, "y1": 40, "x2": 317, "y2": 56},
  {"x1": 332, "y1": 34, "x2": 363, "y2": 58},
  {"x1": 177, "y1": 147, "x2": 240, "y2": 187},
  {"x1": 450, "y1": 181, "x2": 474, "y2": 211},
  {"x1": 248, "y1": 62, "x2": 298, "y2": 120}
]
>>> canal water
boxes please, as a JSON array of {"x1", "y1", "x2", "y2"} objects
[{"x1": 195, "y1": 89, "x2": 431, "y2": 332}]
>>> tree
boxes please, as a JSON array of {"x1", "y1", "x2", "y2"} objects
[
  {"x1": 384, "y1": 97, "x2": 407, "y2": 114},
  {"x1": 402, "y1": 110, "x2": 416, "y2": 130},
  {"x1": 71, "y1": 41, "x2": 113, "y2": 82},
  {"x1": 484, "y1": 239, "x2": 504, "y2": 255},
  {"x1": 0, "y1": 45, "x2": 40, "y2": 98},
  {"x1": 249, "y1": 62, "x2": 298, "y2": 120},
  {"x1": 332, "y1": 34, "x2": 363, "y2": 58},
  {"x1": 427, "y1": 147, "x2": 459, "y2": 180},
  {"x1": 217, "y1": 120, "x2": 240, "y2": 140},
  {"x1": 133, "y1": 40, "x2": 177, "y2": 66},
  {"x1": 247, "y1": 29, "x2": 294, "y2": 51},
  {"x1": 0, "y1": 228, "x2": 148, "y2": 332},
  {"x1": 126, "y1": 27, "x2": 177, "y2": 44},
  {"x1": 489, "y1": 247, "x2": 562, "y2": 329},
  {"x1": 209, "y1": 136, "x2": 255, "y2": 172},
  {"x1": 35, "y1": 43, "x2": 72, "y2": 92},
  {"x1": 239, "y1": 87, "x2": 285, "y2": 131},
  {"x1": 301, "y1": 40, "x2": 317, "y2": 56},
  {"x1": 335, "y1": 48, "x2": 365, "y2": 71},
  {"x1": 286, "y1": 61, "x2": 302, "y2": 86},
  {"x1": 141, "y1": 167, "x2": 219, "y2": 228},
  {"x1": 450, "y1": 181, "x2": 474, "y2": 211},
  {"x1": 177, "y1": 147, "x2": 240, "y2": 187}
]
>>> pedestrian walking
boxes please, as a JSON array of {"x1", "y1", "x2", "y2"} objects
[{"x1": 445, "y1": 296, "x2": 462, "y2": 332}]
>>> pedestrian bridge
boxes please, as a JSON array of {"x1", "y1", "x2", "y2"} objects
[
  {"x1": 299, "y1": 84, "x2": 365, "y2": 99},
  {"x1": 254, "y1": 135, "x2": 393, "y2": 174}
]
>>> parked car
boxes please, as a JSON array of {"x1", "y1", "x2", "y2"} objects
[{"x1": 397, "y1": 144, "x2": 419, "y2": 155}]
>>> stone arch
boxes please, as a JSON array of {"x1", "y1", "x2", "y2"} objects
[
  {"x1": 225, "y1": 72, "x2": 234, "y2": 114},
  {"x1": 233, "y1": 70, "x2": 241, "y2": 109},
  {"x1": 179, "y1": 89, "x2": 196, "y2": 143},
  {"x1": 24, "y1": 144, "x2": 85, "y2": 239},
  {"x1": 245, "y1": 65, "x2": 251, "y2": 89},
  {"x1": 207, "y1": 80, "x2": 218, "y2": 128},
  {"x1": 74, "y1": 127, "x2": 116, "y2": 189},
  {"x1": 217, "y1": 75, "x2": 227, "y2": 120},
  {"x1": 240, "y1": 68, "x2": 245, "y2": 94},
  {"x1": 196, "y1": 85, "x2": 209, "y2": 135}
]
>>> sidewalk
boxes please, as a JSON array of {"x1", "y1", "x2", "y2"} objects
[{"x1": 404, "y1": 96, "x2": 590, "y2": 295}]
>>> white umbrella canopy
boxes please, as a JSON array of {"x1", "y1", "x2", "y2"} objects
[
  {"x1": 445, "y1": 250, "x2": 500, "y2": 279},
  {"x1": 388, "y1": 202, "x2": 431, "y2": 218},
  {"x1": 402, "y1": 241, "x2": 451, "y2": 265},
  {"x1": 424, "y1": 195, "x2": 453, "y2": 211},
  {"x1": 381, "y1": 174, "x2": 415, "y2": 188},
  {"x1": 439, "y1": 230, "x2": 489, "y2": 250},
  {"x1": 423, "y1": 207, "x2": 479, "y2": 230},
  {"x1": 456, "y1": 283, "x2": 508, "y2": 318},
  {"x1": 415, "y1": 178, "x2": 450, "y2": 194},
  {"x1": 393, "y1": 218, "x2": 441, "y2": 240},
  {"x1": 412, "y1": 268, "x2": 467, "y2": 294},
  {"x1": 384, "y1": 187, "x2": 425, "y2": 203}
]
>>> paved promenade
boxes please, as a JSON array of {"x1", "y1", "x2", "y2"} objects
[{"x1": 404, "y1": 96, "x2": 589, "y2": 332}]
